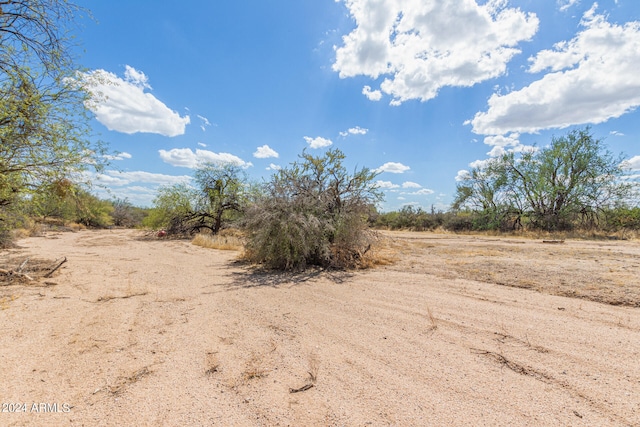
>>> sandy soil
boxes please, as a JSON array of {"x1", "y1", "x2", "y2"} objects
[{"x1": 0, "y1": 229, "x2": 639, "y2": 426}]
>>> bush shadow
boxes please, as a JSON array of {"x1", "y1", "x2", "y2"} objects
[{"x1": 226, "y1": 262, "x2": 353, "y2": 289}]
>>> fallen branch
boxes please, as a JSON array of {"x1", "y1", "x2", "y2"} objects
[
  {"x1": 289, "y1": 383, "x2": 314, "y2": 393},
  {"x1": 95, "y1": 292, "x2": 149, "y2": 303},
  {"x1": 17, "y1": 258, "x2": 30, "y2": 273},
  {"x1": 0, "y1": 268, "x2": 34, "y2": 282},
  {"x1": 44, "y1": 257, "x2": 67, "y2": 278}
]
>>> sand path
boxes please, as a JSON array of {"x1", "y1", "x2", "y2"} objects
[{"x1": 0, "y1": 229, "x2": 638, "y2": 426}]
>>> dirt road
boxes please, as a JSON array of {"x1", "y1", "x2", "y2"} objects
[{"x1": 1, "y1": 229, "x2": 638, "y2": 426}]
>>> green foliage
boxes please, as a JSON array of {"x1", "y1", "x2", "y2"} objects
[
  {"x1": 454, "y1": 128, "x2": 633, "y2": 231},
  {"x1": 146, "y1": 164, "x2": 248, "y2": 235},
  {"x1": 193, "y1": 163, "x2": 248, "y2": 234},
  {"x1": 243, "y1": 148, "x2": 382, "y2": 270},
  {"x1": 143, "y1": 183, "x2": 196, "y2": 230},
  {"x1": 74, "y1": 190, "x2": 113, "y2": 228},
  {"x1": 0, "y1": 1, "x2": 107, "y2": 242}
]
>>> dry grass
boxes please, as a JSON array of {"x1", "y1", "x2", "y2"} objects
[
  {"x1": 242, "y1": 352, "x2": 268, "y2": 380},
  {"x1": 205, "y1": 352, "x2": 220, "y2": 375},
  {"x1": 357, "y1": 236, "x2": 398, "y2": 268},
  {"x1": 191, "y1": 230, "x2": 244, "y2": 251},
  {"x1": 307, "y1": 352, "x2": 320, "y2": 383},
  {"x1": 426, "y1": 306, "x2": 438, "y2": 331},
  {"x1": 106, "y1": 367, "x2": 153, "y2": 395},
  {"x1": 0, "y1": 294, "x2": 18, "y2": 310}
]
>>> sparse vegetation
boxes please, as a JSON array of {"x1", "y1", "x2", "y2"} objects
[{"x1": 191, "y1": 229, "x2": 244, "y2": 251}]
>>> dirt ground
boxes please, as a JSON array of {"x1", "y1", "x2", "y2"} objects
[{"x1": 0, "y1": 229, "x2": 638, "y2": 426}]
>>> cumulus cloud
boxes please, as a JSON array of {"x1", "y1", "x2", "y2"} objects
[
  {"x1": 334, "y1": 0, "x2": 539, "y2": 105},
  {"x1": 340, "y1": 126, "x2": 369, "y2": 137},
  {"x1": 80, "y1": 65, "x2": 190, "y2": 137},
  {"x1": 482, "y1": 133, "x2": 522, "y2": 156},
  {"x1": 96, "y1": 170, "x2": 192, "y2": 187},
  {"x1": 375, "y1": 180, "x2": 400, "y2": 189},
  {"x1": 455, "y1": 170, "x2": 471, "y2": 181},
  {"x1": 267, "y1": 163, "x2": 281, "y2": 171},
  {"x1": 622, "y1": 155, "x2": 640, "y2": 170},
  {"x1": 375, "y1": 162, "x2": 410, "y2": 173},
  {"x1": 159, "y1": 148, "x2": 253, "y2": 169},
  {"x1": 304, "y1": 136, "x2": 333, "y2": 149},
  {"x1": 402, "y1": 181, "x2": 421, "y2": 189},
  {"x1": 253, "y1": 145, "x2": 279, "y2": 158},
  {"x1": 90, "y1": 170, "x2": 193, "y2": 207},
  {"x1": 362, "y1": 85, "x2": 382, "y2": 101},
  {"x1": 468, "y1": 5, "x2": 640, "y2": 135}
]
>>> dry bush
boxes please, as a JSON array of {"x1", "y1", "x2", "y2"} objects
[{"x1": 243, "y1": 149, "x2": 382, "y2": 270}]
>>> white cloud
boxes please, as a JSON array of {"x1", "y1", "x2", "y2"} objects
[
  {"x1": 375, "y1": 180, "x2": 400, "y2": 189},
  {"x1": 159, "y1": 148, "x2": 253, "y2": 169},
  {"x1": 197, "y1": 115, "x2": 211, "y2": 132},
  {"x1": 484, "y1": 133, "x2": 520, "y2": 148},
  {"x1": 340, "y1": 126, "x2": 369, "y2": 137},
  {"x1": 623, "y1": 155, "x2": 640, "y2": 170},
  {"x1": 401, "y1": 188, "x2": 435, "y2": 196},
  {"x1": 103, "y1": 152, "x2": 132, "y2": 161},
  {"x1": 197, "y1": 142, "x2": 207, "y2": 147},
  {"x1": 375, "y1": 162, "x2": 410, "y2": 173},
  {"x1": 455, "y1": 170, "x2": 471, "y2": 181},
  {"x1": 362, "y1": 85, "x2": 382, "y2": 101},
  {"x1": 80, "y1": 66, "x2": 190, "y2": 137},
  {"x1": 402, "y1": 181, "x2": 421, "y2": 188},
  {"x1": 468, "y1": 158, "x2": 492, "y2": 169},
  {"x1": 610, "y1": 130, "x2": 624, "y2": 136},
  {"x1": 334, "y1": 0, "x2": 539, "y2": 105},
  {"x1": 97, "y1": 170, "x2": 192, "y2": 186},
  {"x1": 304, "y1": 136, "x2": 333, "y2": 149},
  {"x1": 253, "y1": 145, "x2": 279, "y2": 158},
  {"x1": 468, "y1": 6, "x2": 640, "y2": 135},
  {"x1": 267, "y1": 163, "x2": 281, "y2": 171},
  {"x1": 90, "y1": 169, "x2": 193, "y2": 206},
  {"x1": 558, "y1": 0, "x2": 579, "y2": 12}
]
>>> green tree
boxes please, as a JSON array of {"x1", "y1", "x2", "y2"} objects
[
  {"x1": 243, "y1": 148, "x2": 382, "y2": 270},
  {"x1": 454, "y1": 128, "x2": 633, "y2": 231},
  {"x1": 0, "y1": 1, "x2": 106, "y2": 241},
  {"x1": 194, "y1": 163, "x2": 248, "y2": 234},
  {"x1": 144, "y1": 183, "x2": 196, "y2": 231},
  {"x1": 146, "y1": 164, "x2": 248, "y2": 235}
]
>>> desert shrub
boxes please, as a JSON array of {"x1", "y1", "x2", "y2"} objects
[{"x1": 243, "y1": 149, "x2": 382, "y2": 270}]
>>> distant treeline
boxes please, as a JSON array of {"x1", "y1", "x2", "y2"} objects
[{"x1": 370, "y1": 205, "x2": 640, "y2": 233}]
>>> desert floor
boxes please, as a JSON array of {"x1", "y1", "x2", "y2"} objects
[{"x1": 0, "y1": 229, "x2": 639, "y2": 426}]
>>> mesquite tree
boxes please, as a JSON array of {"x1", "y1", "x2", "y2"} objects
[
  {"x1": 454, "y1": 128, "x2": 633, "y2": 230},
  {"x1": 243, "y1": 149, "x2": 382, "y2": 270}
]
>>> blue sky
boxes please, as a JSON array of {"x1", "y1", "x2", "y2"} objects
[{"x1": 73, "y1": 0, "x2": 640, "y2": 210}]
